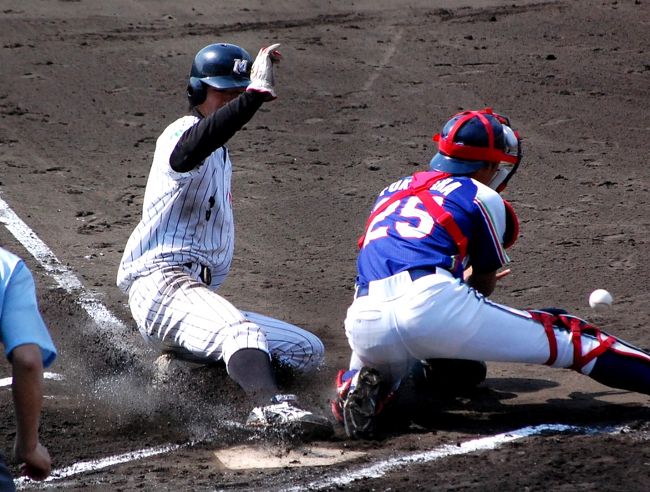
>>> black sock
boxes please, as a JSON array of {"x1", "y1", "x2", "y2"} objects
[{"x1": 227, "y1": 348, "x2": 278, "y2": 403}]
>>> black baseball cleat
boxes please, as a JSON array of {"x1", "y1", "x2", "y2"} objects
[
  {"x1": 246, "y1": 394, "x2": 334, "y2": 440},
  {"x1": 415, "y1": 358, "x2": 487, "y2": 393},
  {"x1": 343, "y1": 366, "x2": 389, "y2": 439}
]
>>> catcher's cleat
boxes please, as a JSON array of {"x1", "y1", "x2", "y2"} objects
[
  {"x1": 246, "y1": 394, "x2": 333, "y2": 440},
  {"x1": 342, "y1": 367, "x2": 391, "y2": 439},
  {"x1": 331, "y1": 369, "x2": 358, "y2": 424},
  {"x1": 415, "y1": 359, "x2": 487, "y2": 393}
]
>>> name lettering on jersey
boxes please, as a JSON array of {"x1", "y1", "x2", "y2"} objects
[
  {"x1": 379, "y1": 177, "x2": 411, "y2": 197},
  {"x1": 429, "y1": 178, "x2": 461, "y2": 196}
]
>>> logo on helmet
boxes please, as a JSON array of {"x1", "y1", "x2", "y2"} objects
[{"x1": 232, "y1": 59, "x2": 249, "y2": 76}]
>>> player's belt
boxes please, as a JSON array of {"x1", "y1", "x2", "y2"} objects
[
  {"x1": 184, "y1": 262, "x2": 212, "y2": 285},
  {"x1": 355, "y1": 268, "x2": 445, "y2": 298}
]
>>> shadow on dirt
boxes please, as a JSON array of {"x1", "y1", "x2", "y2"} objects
[{"x1": 360, "y1": 367, "x2": 650, "y2": 441}]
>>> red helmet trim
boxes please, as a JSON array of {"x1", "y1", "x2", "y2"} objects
[{"x1": 433, "y1": 109, "x2": 519, "y2": 165}]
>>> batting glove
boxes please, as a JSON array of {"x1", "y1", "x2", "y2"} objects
[{"x1": 247, "y1": 43, "x2": 281, "y2": 101}]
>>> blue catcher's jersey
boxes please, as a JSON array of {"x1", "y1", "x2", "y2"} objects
[{"x1": 356, "y1": 172, "x2": 510, "y2": 287}]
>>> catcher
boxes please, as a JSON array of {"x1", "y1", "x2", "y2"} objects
[{"x1": 333, "y1": 108, "x2": 650, "y2": 439}]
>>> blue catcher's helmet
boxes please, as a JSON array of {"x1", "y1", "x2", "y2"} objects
[
  {"x1": 186, "y1": 43, "x2": 253, "y2": 106},
  {"x1": 430, "y1": 108, "x2": 522, "y2": 191}
]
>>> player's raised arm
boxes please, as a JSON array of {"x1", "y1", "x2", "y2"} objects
[{"x1": 170, "y1": 43, "x2": 282, "y2": 173}]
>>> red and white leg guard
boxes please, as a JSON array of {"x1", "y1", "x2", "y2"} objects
[{"x1": 531, "y1": 310, "x2": 650, "y2": 395}]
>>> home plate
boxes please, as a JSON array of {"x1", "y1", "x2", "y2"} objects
[{"x1": 213, "y1": 445, "x2": 366, "y2": 469}]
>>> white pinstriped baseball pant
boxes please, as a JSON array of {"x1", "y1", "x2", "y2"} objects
[{"x1": 127, "y1": 266, "x2": 324, "y2": 372}]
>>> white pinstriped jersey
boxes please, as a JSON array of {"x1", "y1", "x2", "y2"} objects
[
  {"x1": 117, "y1": 115, "x2": 234, "y2": 292},
  {"x1": 116, "y1": 92, "x2": 325, "y2": 372}
]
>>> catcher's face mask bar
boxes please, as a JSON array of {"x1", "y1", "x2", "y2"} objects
[{"x1": 487, "y1": 124, "x2": 521, "y2": 193}]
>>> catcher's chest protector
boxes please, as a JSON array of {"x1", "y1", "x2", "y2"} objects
[{"x1": 358, "y1": 171, "x2": 468, "y2": 260}]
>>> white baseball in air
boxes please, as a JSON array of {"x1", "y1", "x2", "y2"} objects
[{"x1": 589, "y1": 289, "x2": 613, "y2": 309}]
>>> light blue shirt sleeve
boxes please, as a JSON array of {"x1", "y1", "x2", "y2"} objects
[{"x1": 0, "y1": 259, "x2": 57, "y2": 368}]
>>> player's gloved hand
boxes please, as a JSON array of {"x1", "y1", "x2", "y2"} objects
[{"x1": 247, "y1": 43, "x2": 281, "y2": 101}]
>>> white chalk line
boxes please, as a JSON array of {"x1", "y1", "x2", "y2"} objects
[
  {"x1": 0, "y1": 195, "x2": 174, "y2": 488},
  {"x1": 0, "y1": 372, "x2": 63, "y2": 388},
  {"x1": 282, "y1": 423, "x2": 621, "y2": 492},
  {"x1": 1, "y1": 372, "x2": 67, "y2": 400},
  {"x1": 358, "y1": 27, "x2": 403, "y2": 173},
  {"x1": 14, "y1": 422, "x2": 619, "y2": 490},
  {"x1": 0, "y1": 195, "x2": 128, "y2": 335},
  {"x1": 362, "y1": 28, "x2": 404, "y2": 92},
  {"x1": 14, "y1": 441, "x2": 188, "y2": 489},
  {"x1": 14, "y1": 419, "x2": 247, "y2": 489}
]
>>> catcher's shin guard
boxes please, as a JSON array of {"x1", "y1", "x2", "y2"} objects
[
  {"x1": 588, "y1": 342, "x2": 650, "y2": 395},
  {"x1": 531, "y1": 310, "x2": 650, "y2": 395}
]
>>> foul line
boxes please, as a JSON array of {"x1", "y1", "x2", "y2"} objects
[
  {"x1": 14, "y1": 420, "x2": 246, "y2": 489},
  {"x1": 14, "y1": 441, "x2": 189, "y2": 490},
  {"x1": 0, "y1": 195, "x2": 132, "y2": 340},
  {"x1": 0, "y1": 194, "x2": 219, "y2": 489},
  {"x1": 0, "y1": 372, "x2": 63, "y2": 388},
  {"x1": 362, "y1": 28, "x2": 404, "y2": 92},
  {"x1": 282, "y1": 423, "x2": 620, "y2": 491},
  {"x1": 14, "y1": 422, "x2": 618, "y2": 490}
]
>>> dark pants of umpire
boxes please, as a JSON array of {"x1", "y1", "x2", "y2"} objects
[{"x1": 0, "y1": 454, "x2": 15, "y2": 492}]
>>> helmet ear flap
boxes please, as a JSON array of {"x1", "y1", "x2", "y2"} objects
[{"x1": 187, "y1": 77, "x2": 207, "y2": 107}]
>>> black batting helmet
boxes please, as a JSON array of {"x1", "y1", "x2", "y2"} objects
[{"x1": 186, "y1": 43, "x2": 253, "y2": 106}]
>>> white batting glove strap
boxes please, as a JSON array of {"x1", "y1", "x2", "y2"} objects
[{"x1": 247, "y1": 43, "x2": 281, "y2": 100}]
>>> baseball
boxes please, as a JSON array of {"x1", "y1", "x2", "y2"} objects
[{"x1": 589, "y1": 289, "x2": 613, "y2": 309}]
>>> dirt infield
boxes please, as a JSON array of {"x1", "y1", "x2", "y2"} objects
[{"x1": 1, "y1": 0, "x2": 649, "y2": 490}]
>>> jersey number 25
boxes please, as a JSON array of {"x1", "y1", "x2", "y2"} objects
[{"x1": 362, "y1": 196, "x2": 439, "y2": 247}]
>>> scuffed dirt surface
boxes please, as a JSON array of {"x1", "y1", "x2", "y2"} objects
[{"x1": 0, "y1": 0, "x2": 648, "y2": 490}]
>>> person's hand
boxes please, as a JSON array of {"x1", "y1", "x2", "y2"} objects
[
  {"x1": 464, "y1": 266, "x2": 511, "y2": 282},
  {"x1": 14, "y1": 441, "x2": 52, "y2": 481},
  {"x1": 246, "y1": 43, "x2": 282, "y2": 101}
]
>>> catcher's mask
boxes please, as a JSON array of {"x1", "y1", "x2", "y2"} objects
[
  {"x1": 429, "y1": 108, "x2": 522, "y2": 192},
  {"x1": 187, "y1": 43, "x2": 253, "y2": 107}
]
